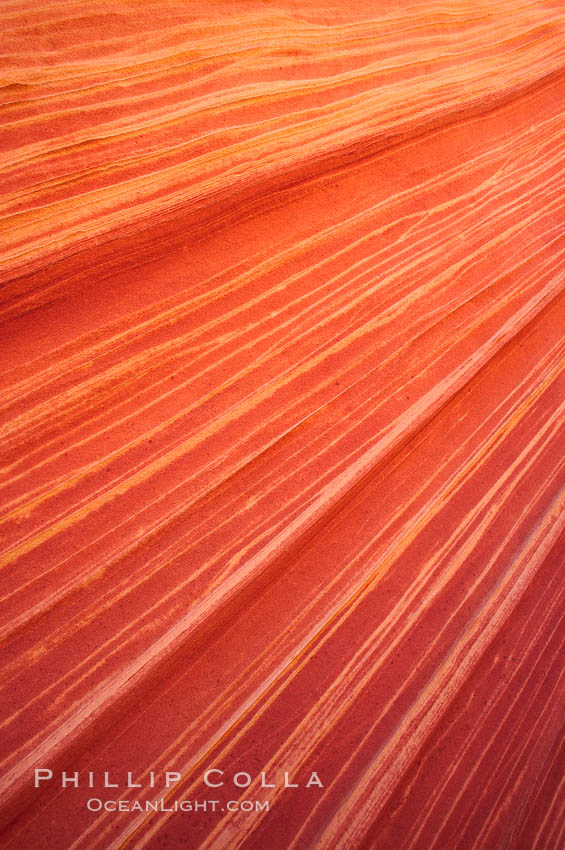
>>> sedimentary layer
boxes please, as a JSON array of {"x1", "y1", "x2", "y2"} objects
[{"x1": 1, "y1": 1, "x2": 564, "y2": 848}]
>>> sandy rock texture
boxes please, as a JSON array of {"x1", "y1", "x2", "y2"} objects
[{"x1": 1, "y1": 1, "x2": 564, "y2": 847}]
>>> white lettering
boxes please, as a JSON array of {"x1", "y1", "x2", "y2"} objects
[
  {"x1": 165, "y1": 771, "x2": 181, "y2": 788},
  {"x1": 204, "y1": 769, "x2": 224, "y2": 788},
  {"x1": 104, "y1": 772, "x2": 118, "y2": 788},
  {"x1": 284, "y1": 772, "x2": 298, "y2": 788},
  {"x1": 260, "y1": 772, "x2": 275, "y2": 788},
  {"x1": 127, "y1": 772, "x2": 141, "y2": 788},
  {"x1": 34, "y1": 769, "x2": 53, "y2": 787},
  {"x1": 61, "y1": 771, "x2": 79, "y2": 788},
  {"x1": 306, "y1": 771, "x2": 324, "y2": 788}
]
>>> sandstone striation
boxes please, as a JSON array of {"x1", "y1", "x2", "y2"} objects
[{"x1": 1, "y1": 1, "x2": 564, "y2": 848}]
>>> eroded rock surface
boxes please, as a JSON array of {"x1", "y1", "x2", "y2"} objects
[{"x1": 1, "y1": 2, "x2": 564, "y2": 847}]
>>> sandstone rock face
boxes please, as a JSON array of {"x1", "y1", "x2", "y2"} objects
[{"x1": 1, "y1": 1, "x2": 564, "y2": 848}]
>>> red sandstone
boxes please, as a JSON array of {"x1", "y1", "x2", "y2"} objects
[{"x1": 0, "y1": 1, "x2": 564, "y2": 848}]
